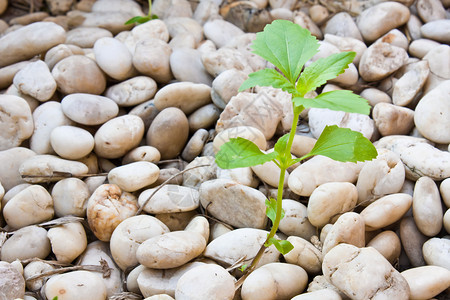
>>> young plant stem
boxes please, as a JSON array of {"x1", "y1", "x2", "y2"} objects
[{"x1": 238, "y1": 103, "x2": 303, "y2": 285}]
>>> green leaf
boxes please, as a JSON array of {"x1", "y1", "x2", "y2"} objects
[
  {"x1": 302, "y1": 125, "x2": 377, "y2": 163},
  {"x1": 293, "y1": 90, "x2": 370, "y2": 115},
  {"x1": 239, "y1": 264, "x2": 248, "y2": 272},
  {"x1": 265, "y1": 197, "x2": 285, "y2": 224},
  {"x1": 265, "y1": 238, "x2": 294, "y2": 255},
  {"x1": 215, "y1": 138, "x2": 277, "y2": 169},
  {"x1": 124, "y1": 16, "x2": 147, "y2": 25},
  {"x1": 239, "y1": 68, "x2": 296, "y2": 93},
  {"x1": 137, "y1": 16, "x2": 151, "y2": 23},
  {"x1": 52, "y1": 297, "x2": 58, "y2": 300},
  {"x1": 251, "y1": 20, "x2": 319, "y2": 83},
  {"x1": 297, "y1": 52, "x2": 356, "y2": 95},
  {"x1": 274, "y1": 133, "x2": 290, "y2": 155}
]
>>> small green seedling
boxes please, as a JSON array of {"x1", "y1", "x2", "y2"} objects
[
  {"x1": 124, "y1": 0, "x2": 158, "y2": 25},
  {"x1": 52, "y1": 297, "x2": 58, "y2": 300},
  {"x1": 215, "y1": 20, "x2": 377, "y2": 274}
]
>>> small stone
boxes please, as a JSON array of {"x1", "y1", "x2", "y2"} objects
[
  {"x1": 360, "y1": 193, "x2": 412, "y2": 231},
  {"x1": 93, "y1": 37, "x2": 135, "y2": 81},
  {"x1": 366, "y1": 230, "x2": 401, "y2": 265},
  {"x1": 360, "y1": 88, "x2": 391, "y2": 108},
  {"x1": 423, "y1": 45, "x2": 450, "y2": 81},
  {"x1": 51, "y1": 178, "x2": 90, "y2": 217},
  {"x1": 87, "y1": 184, "x2": 139, "y2": 241},
  {"x1": 44, "y1": 270, "x2": 107, "y2": 300},
  {"x1": 444, "y1": 209, "x2": 450, "y2": 234},
  {"x1": 413, "y1": 176, "x2": 443, "y2": 236},
  {"x1": 13, "y1": 60, "x2": 56, "y2": 101},
  {"x1": 293, "y1": 11, "x2": 322, "y2": 39},
  {"x1": 52, "y1": 55, "x2": 107, "y2": 95},
  {"x1": 136, "y1": 231, "x2": 206, "y2": 269},
  {"x1": 283, "y1": 236, "x2": 323, "y2": 274},
  {"x1": 393, "y1": 60, "x2": 430, "y2": 106},
  {"x1": 1, "y1": 225, "x2": 51, "y2": 262},
  {"x1": 356, "y1": 149, "x2": 405, "y2": 204},
  {"x1": 321, "y1": 212, "x2": 365, "y2": 255},
  {"x1": 203, "y1": 19, "x2": 245, "y2": 48},
  {"x1": 182, "y1": 156, "x2": 216, "y2": 189},
  {"x1": 309, "y1": 5, "x2": 329, "y2": 25},
  {"x1": 133, "y1": 38, "x2": 173, "y2": 83},
  {"x1": 0, "y1": 147, "x2": 36, "y2": 191},
  {"x1": 138, "y1": 184, "x2": 200, "y2": 214},
  {"x1": 291, "y1": 289, "x2": 342, "y2": 300},
  {"x1": 279, "y1": 199, "x2": 316, "y2": 240},
  {"x1": 211, "y1": 68, "x2": 248, "y2": 109},
  {"x1": 131, "y1": 19, "x2": 170, "y2": 43},
  {"x1": 323, "y1": 34, "x2": 367, "y2": 66},
  {"x1": 66, "y1": 10, "x2": 134, "y2": 35},
  {"x1": 181, "y1": 129, "x2": 209, "y2": 162},
  {"x1": 440, "y1": 178, "x2": 450, "y2": 208},
  {"x1": 417, "y1": 0, "x2": 446, "y2": 22},
  {"x1": 406, "y1": 14, "x2": 423, "y2": 41},
  {"x1": 175, "y1": 264, "x2": 235, "y2": 300},
  {"x1": 322, "y1": 244, "x2": 410, "y2": 299},
  {"x1": 152, "y1": 0, "x2": 192, "y2": 19},
  {"x1": 359, "y1": 42, "x2": 408, "y2": 82},
  {"x1": 108, "y1": 161, "x2": 159, "y2": 192},
  {"x1": 44, "y1": 44, "x2": 84, "y2": 71},
  {"x1": 50, "y1": 126, "x2": 94, "y2": 160},
  {"x1": 420, "y1": 19, "x2": 450, "y2": 43},
  {"x1": 94, "y1": 115, "x2": 145, "y2": 159},
  {"x1": 377, "y1": 29, "x2": 409, "y2": 50},
  {"x1": 47, "y1": 222, "x2": 87, "y2": 264},
  {"x1": 188, "y1": 104, "x2": 221, "y2": 132},
  {"x1": 170, "y1": 48, "x2": 214, "y2": 85},
  {"x1": 399, "y1": 217, "x2": 427, "y2": 267},
  {"x1": 408, "y1": 39, "x2": 441, "y2": 59},
  {"x1": 376, "y1": 135, "x2": 450, "y2": 180},
  {"x1": 110, "y1": 215, "x2": 169, "y2": 271},
  {"x1": 123, "y1": 146, "x2": 161, "y2": 165},
  {"x1": 202, "y1": 48, "x2": 253, "y2": 77},
  {"x1": 146, "y1": 107, "x2": 189, "y2": 160},
  {"x1": 216, "y1": 166, "x2": 258, "y2": 188},
  {"x1": 165, "y1": 17, "x2": 203, "y2": 46},
  {"x1": 241, "y1": 263, "x2": 308, "y2": 300},
  {"x1": 24, "y1": 261, "x2": 55, "y2": 292},
  {"x1": 422, "y1": 237, "x2": 450, "y2": 270},
  {"x1": 66, "y1": 27, "x2": 113, "y2": 48},
  {"x1": 0, "y1": 95, "x2": 34, "y2": 151},
  {"x1": 401, "y1": 266, "x2": 450, "y2": 300},
  {"x1": 357, "y1": 2, "x2": 410, "y2": 42},
  {"x1": 61, "y1": 93, "x2": 119, "y2": 125},
  {"x1": 414, "y1": 80, "x2": 450, "y2": 144},
  {"x1": 372, "y1": 103, "x2": 414, "y2": 136},
  {"x1": 288, "y1": 155, "x2": 360, "y2": 197},
  {"x1": 204, "y1": 228, "x2": 279, "y2": 267},
  {"x1": 0, "y1": 22, "x2": 66, "y2": 68},
  {"x1": 0, "y1": 261, "x2": 25, "y2": 299},
  {"x1": 199, "y1": 179, "x2": 266, "y2": 228},
  {"x1": 105, "y1": 76, "x2": 157, "y2": 107},
  {"x1": 322, "y1": 12, "x2": 363, "y2": 41}
]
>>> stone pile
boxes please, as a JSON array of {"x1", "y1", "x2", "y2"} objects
[{"x1": 0, "y1": 0, "x2": 449, "y2": 299}]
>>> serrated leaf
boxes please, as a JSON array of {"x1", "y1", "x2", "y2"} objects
[
  {"x1": 302, "y1": 125, "x2": 377, "y2": 162},
  {"x1": 293, "y1": 90, "x2": 370, "y2": 115},
  {"x1": 215, "y1": 138, "x2": 277, "y2": 169},
  {"x1": 297, "y1": 52, "x2": 356, "y2": 96},
  {"x1": 239, "y1": 68, "x2": 296, "y2": 93},
  {"x1": 265, "y1": 198, "x2": 277, "y2": 223},
  {"x1": 251, "y1": 20, "x2": 319, "y2": 83},
  {"x1": 266, "y1": 238, "x2": 294, "y2": 255}
]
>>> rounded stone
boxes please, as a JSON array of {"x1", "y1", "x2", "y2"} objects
[
  {"x1": 108, "y1": 161, "x2": 160, "y2": 192},
  {"x1": 414, "y1": 80, "x2": 450, "y2": 144},
  {"x1": 357, "y1": 2, "x2": 410, "y2": 42},
  {"x1": 87, "y1": 184, "x2": 139, "y2": 241},
  {"x1": 131, "y1": 19, "x2": 170, "y2": 42},
  {"x1": 188, "y1": 104, "x2": 220, "y2": 132},
  {"x1": 0, "y1": 147, "x2": 36, "y2": 191},
  {"x1": 133, "y1": 38, "x2": 172, "y2": 83},
  {"x1": 408, "y1": 39, "x2": 441, "y2": 59},
  {"x1": 0, "y1": 261, "x2": 25, "y2": 299},
  {"x1": 413, "y1": 176, "x2": 443, "y2": 236},
  {"x1": 50, "y1": 125, "x2": 94, "y2": 160},
  {"x1": 203, "y1": 19, "x2": 244, "y2": 48},
  {"x1": 279, "y1": 199, "x2": 316, "y2": 240},
  {"x1": 44, "y1": 270, "x2": 107, "y2": 300},
  {"x1": 93, "y1": 37, "x2": 135, "y2": 80},
  {"x1": 399, "y1": 217, "x2": 427, "y2": 267},
  {"x1": 241, "y1": 263, "x2": 308, "y2": 300},
  {"x1": 61, "y1": 93, "x2": 119, "y2": 126},
  {"x1": 94, "y1": 115, "x2": 145, "y2": 159},
  {"x1": 3, "y1": 185, "x2": 53, "y2": 229},
  {"x1": 51, "y1": 178, "x2": 90, "y2": 217},
  {"x1": 122, "y1": 145, "x2": 161, "y2": 164},
  {"x1": 13, "y1": 60, "x2": 56, "y2": 101},
  {"x1": 401, "y1": 266, "x2": 450, "y2": 300},
  {"x1": 44, "y1": 44, "x2": 84, "y2": 70},
  {"x1": 420, "y1": 19, "x2": 450, "y2": 43},
  {"x1": 283, "y1": 236, "x2": 323, "y2": 275},
  {"x1": 138, "y1": 183, "x2": 197, "y2": 213},
  {"x1": 105, "y1": 76, "x2": 157, "y2": 107},
  {"x1": 213, "y1": 126, "x2": 266, "y2": 154},
  {"x1": 146, "y1": 107, "x2": 189, "y2": 160},
  {"x1": 322, "y1": 12, "x2": 363, "y2": 41},
  {"x1": 1, "y1": 225, "x2": 51, "y2": 262},
  {"x1": 440, "y1": 178, "x2": 450, "y2": 208},
  {"x1": 181, "y1": 129, "x2": 209, "y2": 162},
  {"x1": 0, "y1": 95, "x2": 33, "y2": 151},
  {"x1": 65, "y1": 27, "x2": 113, "y2": 48},
  {"x1": 47, "y1": 222, "x2": 87, "y2": 264},
  {"x1": 373, "y1": 103, "x2": 414, "y2": 136},
  {"x1": 52, "y1": 55, "x2": 107, "y2": 95},
  {"x1": 366, "y1": 230, "x2": 401, "y2": 265},
  {"x1": 422, "y1": 237, "x2": 450, "y2": 270},
  {"x1": 169, "y1": 48, "x2": 214, "y2": 85},
  {"x1": 211, "y1": 68, "x2": 248, "y2": 109},
  {"x1": 136, "y1": 231, "x2": 206, "y2": 269},
  {"x1": 307, "y1": 182, "x2": 358, "y2": 228},
  {"x1": 110, "y1": 215, "x2": 169, "y2": 271}
]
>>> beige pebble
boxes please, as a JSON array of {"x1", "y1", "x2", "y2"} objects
[
  {"x1": 211, "y1": 69, "x2": 248, "y2": 109},
  {"x1": 291, "y1": 289, "x2": 342, "y2": 300},
  {"x1": 110, "y1": 215, "x2": 169, "y2": 271},
  {"x1": 105, "y1": 76, "x2": 157, "y2": 107},
  {"x1": 422, "y1": 237, "x2": 450, "y2": 270},
  {"x1": 1, "y1": 225, "x2": 51, "y2": 262},
  {"x1": 181, "y1": 129, "x2": 209, "y2": 162},
  {"x1": 322, "y1": 212, "x2": 365, "y2": 255},
  {"x1": 283, "y1": 236, "x2": 323, "y2": 275},
  {"x1": 169, "y1": 48, "x2": 214, "y2": 86},
  {"x1": 279, "y1": 199, "x2": 315, "y2": 240},
  {"x1": 401, "y1": 266, "x2": 450, "y2": 300},
  {"x1": 44, "y1": 270, "x2": 106, "y2": 300},
  {"x1": 108, "y1": 161, "x2": 160, "y2": 192},
  {"x1": 44, "y1": 44, "x2": 84, "y2": 71},
  {"x1": 408, "y1": 39, "x2": 441, "y2": 59},
  {"x1": 360, "y1": 193, "x2": 412, "y2": 231},
  {"x1": 87, "y1": 184, "x2": 139, "y2": 241},
  {"x1": 393, "y1": 60, "x2": 430, "y2": 107},
  {"x1": 417, "y1": 0, "x2": 446, "y2": 22},
  {"x1": 51, "y1": 178, "x2": 90, "y2": 217},
  {"x1": 367, "y1": 230, "x2": 401, "y2": 265},
  {"x1": 50, "y1": 126, "x2": 94, "y2": 160},
  {"x1": 440, "y1": 178, "x2": 450, "y2": 208},
  {"x1": 93, "y1": 37, "x2": 135, "y2": 81},
  {"x1": 0, "y1": 261, "x2": 25, "y2": 299},
  {"x1": 188, "y1": 104, "x2": 221, "y2": 133},
  {"x1": 444, "y1": 208, "x2": 450, "y2": 233},
  {"x1": 138, "y1": 184, "x2": 199, "y2": 214},
  {"x1": 133, "y1": 38, "x2": 173, "y2": 83},
  {"x1": 213, "y1": 125, "x2": 267, "y2": 155},
  {"x1": 372, "y1": 103, "x2": 414, "y2": 136},
  {"x1": 136, "y1": 231, "x2": 206, "y2": 269},
  {"x1": 47, "y1": 222, "x2": 87, "y2": 264},
  {"x1": 307, "y1": 182, "x2": 358, "y2": 228},
  {"x1": 182, "y1": 156, "x2": 216, "y2": 189},
  {"x1": 0, "y1": 147, "x2": 36, "y2": 191},
  {"x1": 399, "y1": 217, "x2": 427, "y2": 266},
  {"x1": 13, "y1": 60, "x2": 56, "y2": 101},
  {"x1": 413, "y1": 176, "x2": 443, "y2": 236},
  {"x1": 24, "y1": 261, "x2": 55, "y2": 291},
  {"x1": 322, "y1": 12, "x2": 363, "y2": 41},
  {"x1": 65, "y1": 27, "x2": 113, "y2": 48},
  {"x1": 122, "y1": 146, "x2": 160, "y2": 165},
  {"x1": 131, "y1": 19, "x2": 169, "y2": 43}
]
